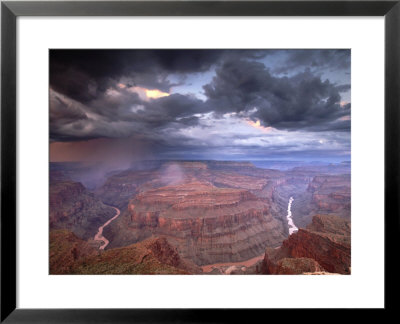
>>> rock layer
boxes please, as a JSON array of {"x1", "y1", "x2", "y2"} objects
[
  {"x1": 50, "y1": 229, "x2": 98, "y2": 274},
  {"x1": 272, "y1": 257, "x2": 324, "y2": 274},
  {"x1": 308, "y1": 175, "x2": 351, "y2": 218},
  {"x1": 261, "y1": 214, "x2": 350, "y2": 274},
  {"x1": 50, "y1": 181, "x2": 115, "y2": 239},
  {"x1": 106, "y1": 181, "x2": 286, "y2": 265}
]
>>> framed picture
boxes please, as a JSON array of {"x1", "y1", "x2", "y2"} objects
[{"x1": 1, "y1": 0, "x2": 398, "y2": 321}]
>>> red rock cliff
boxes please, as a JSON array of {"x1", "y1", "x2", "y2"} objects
[
  {"x1": 107, "y1": 181, "x2": 286, "y2": 265},
  {"x1": 261, "y1": 214, "x2": 350, "y2": 274}
]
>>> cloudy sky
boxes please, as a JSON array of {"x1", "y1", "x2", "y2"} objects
[{"x1": 50, "y1": 49, "x2": 350, "y2": 163}]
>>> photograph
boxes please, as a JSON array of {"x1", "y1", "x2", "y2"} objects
[{"x1": 49, "y1": 49, "x2": 351, "y2": 275}]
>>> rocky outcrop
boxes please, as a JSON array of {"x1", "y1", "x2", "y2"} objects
[
  {"x1": 50, "y1": 229, "x2": 98, "y2": 274},
  {"x1": 105, "y1": 181, "x2": 286, "y2": 265},
  {"x1": 142, "y1": 237, "x2": 201, "y2": 274},
  {"x1": 270, "y1": 257, "x2": 324, "y2": 274},
  {"x1": 308, "y1": 175, "x2": 351, "y2": 217},
  {"x1": 95, "y1": 161, "x2": 275, "y2": 211},
  {"x1": 211, "y1": 171, "x2": 269, "y2": 191},
  {"x1": 261, "y1": 214, "x2": 350, "y2": 274},
  {"x1": 50, "y1": 230, "x2": 198, "y2": 274},
  {"x1": 96, "y1": 161, "x2": 212, "y2": 208},
  {"x1": 95, "y1": 170, "x2": 158, "y2": 209},
  {"x1": 281, "y1": 174, "x2": 351, "y2": 228},
  {"x1": 50, "y1": 181, "x2": 115, "y2": 239}
]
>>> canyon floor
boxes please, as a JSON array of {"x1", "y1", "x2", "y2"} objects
[{"x1": 49, "y1": 160, "x2": 350, "y2": 275}]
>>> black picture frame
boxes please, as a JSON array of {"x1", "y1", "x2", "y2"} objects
[{"x1": 1, "y1": 0, "x2": 398, "y2": 322}]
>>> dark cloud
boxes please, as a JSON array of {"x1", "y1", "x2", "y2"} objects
[
  {"x1": 49, "y1": 49, "x2": 271, "y2": 102},
  {"x1": 137, "y1": 94, "x2": 205, "y2": 126},
  {"x1": 49, "y1": 89, "x2": 207, "y2": 142},
  {"x1": 50, "y1": 50, "x2": 228, "y2": 102},
  {"x1": 49, "y1": 49, "x2": 351, "y2": 162},
  {"x1": 50, "y1": 90, "x2": 88, "y2": 123},
  {"x1": 204, "y1": 59, "x2": 350, "y2": 131},
  {"x1": 272, "y1": 49, "x2": 351, "y2": 74}
]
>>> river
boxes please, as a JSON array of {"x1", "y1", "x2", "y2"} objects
[
  {"x1": 201, "y1": 253, "x2": 265, "y2": 273},
  {"x1": 201, "y1": 196, "x2": 299, "y2": 273},
  {"x1": 93, "y1": 207, "x2": 120, "y2": 250},
  {"x1": 286, "y1": 196, "x2": 298, "y2": 235}
]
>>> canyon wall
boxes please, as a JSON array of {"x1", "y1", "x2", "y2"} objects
[
  {"x1": 105, "y1": 181, "x2": 286, "y2": 265},
  {"x1": 50, "y1": 180, "x2": 115, "y2": 240},
  {"x1": 261, "y1": 214, "x2": 351, "y2": 274}
]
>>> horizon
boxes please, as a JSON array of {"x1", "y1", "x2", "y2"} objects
[{"x1": 49, "y1": 158, "x2": 351, "y2": 164}]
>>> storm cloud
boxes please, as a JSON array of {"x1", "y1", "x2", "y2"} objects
[
  {"x1": 50, "y1": 49, "x2": 229, "y2": 102},
  {"x1": 50, "y1": 49, "x2": 351, "y2": 162},
  {"x1": 204, "y1": 59, "x2": 350, "y2": 132},
  {"x1": 272, "y1": 49, "x2": 351, "y2": 74}
]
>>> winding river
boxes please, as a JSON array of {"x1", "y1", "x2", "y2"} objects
[
  {"x1": 286, "y1": 197, "x2": 298, "y2": 235},
  {"x1": 93, "y1": 207, "x2": 120, "y2": 250}
]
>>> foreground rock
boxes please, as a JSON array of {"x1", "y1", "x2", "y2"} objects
[
  {"x1": 260, "y1": 214, "x2": 351, "y2": 274},
  {"x1": 50, "y1": 230, "x2": 98, "y2": 274},
  {"x1": 201, "y1": 253, "x2": 265, "y2": 274},
  {"x1": 50, "y1": 230, "x2": 199, "y2": 274},
  {"x1": 268, "y1": 257, "x2": 325, "y2": 274}
]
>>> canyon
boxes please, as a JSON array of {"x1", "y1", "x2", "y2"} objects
[
  {"x1": 49, "y1": 160, "x2": 351, "y2": 275},
  {"x1": 93, "y1": 207, "x2": 121, "y2": 250},
  {"x1": 104, "y1": 180, "x2": 285, "y2": 265},
  {"x1": 260, "y1": 214, "x2": 351, "y2": 274},
  {"x1": 49, "y1": 180, "x2": 115, "y2": 240}
]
